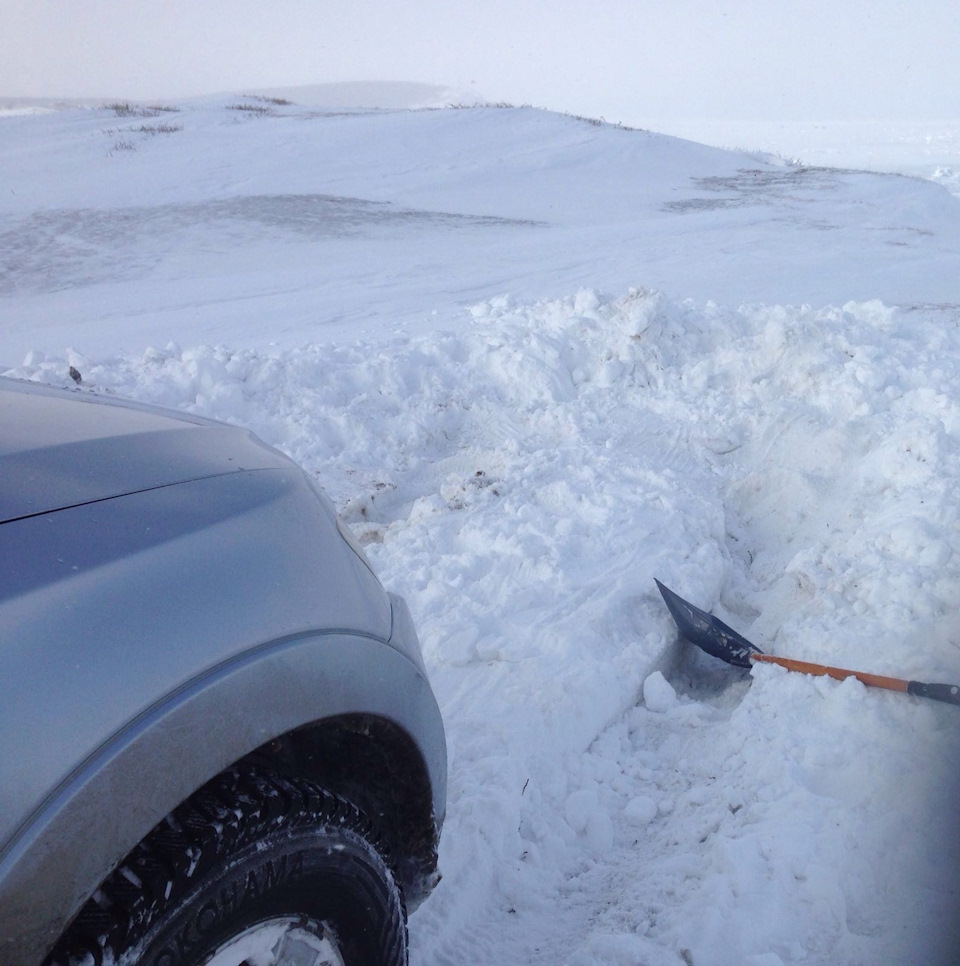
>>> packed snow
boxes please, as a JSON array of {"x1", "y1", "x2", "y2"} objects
[{"x1": 2, "y1": 93, "x2": 959, "y2": 965}]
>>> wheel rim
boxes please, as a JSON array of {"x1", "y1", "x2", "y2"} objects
[{"x1": 201, "y1": 916, "x2": 345, "y2": 966}]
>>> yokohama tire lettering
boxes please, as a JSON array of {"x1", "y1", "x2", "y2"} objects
[{"x1": 149, "y1": 853, "x2": 305, "y2": 966}]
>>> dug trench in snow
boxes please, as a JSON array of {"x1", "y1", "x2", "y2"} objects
[{"x1": 9, "y1": 287, "x2": 960, "y2": 963}]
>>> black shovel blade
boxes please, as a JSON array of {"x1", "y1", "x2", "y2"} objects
[{"x1": 655, "y1": 580, "x2": 764, "y2": 669}]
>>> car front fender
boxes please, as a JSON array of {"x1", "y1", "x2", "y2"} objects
[{"x1": 0, "y1": 469, "x2": 444, "y2": 964}]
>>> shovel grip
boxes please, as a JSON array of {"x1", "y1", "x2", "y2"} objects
[{"x1": 907, "y1": 681, "x2": 960, "y2": 706}]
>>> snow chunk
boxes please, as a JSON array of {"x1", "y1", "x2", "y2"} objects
[
  {"x1": 564, "y1": 789, "x2": 598, "y2": 834},
  {"x1": 624, "y1": 795, "x2": 658, "y2": 826},
  {"x1": 642, "y1": 671, "x2": 678, "y2": 713}
]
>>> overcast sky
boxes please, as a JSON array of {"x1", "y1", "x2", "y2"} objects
[{"x1": 3, "y1": 0, "x2": 958, "y2": 122}]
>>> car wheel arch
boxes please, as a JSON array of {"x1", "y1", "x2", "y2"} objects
[
  {"x1": 243, "y1": 712, "x2": 442, "y2": 910},
  {"x1": 0, "y1": 631, "x2": 444, "y2": 966}
]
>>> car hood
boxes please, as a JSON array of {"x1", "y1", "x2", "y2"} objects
[{"x1": 0, "y1": 378, "x2": 293, "y2": 523}]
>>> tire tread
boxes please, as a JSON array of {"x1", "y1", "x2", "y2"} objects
[{"x1": 44, "y1": 768, "x2": 407, "y2": 966}]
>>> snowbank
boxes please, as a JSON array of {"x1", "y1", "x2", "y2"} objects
[{"x1": 9, "y1": 288, "x2": 960, "y2": 963}]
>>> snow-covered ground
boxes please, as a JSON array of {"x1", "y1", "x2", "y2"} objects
[
  {"x1": 631, "y1": 117, "x2": 960, "y2": 192},
  {"x1": 2, "y1": 94, "x2": 959, "y2": 965}
]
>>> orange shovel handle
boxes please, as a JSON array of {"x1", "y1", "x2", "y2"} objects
[{"x1": 751, "y1": 653, "x2": 909, "y2": 692}]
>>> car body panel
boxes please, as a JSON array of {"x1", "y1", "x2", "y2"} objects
[
  {"x1": 0, "y1": 379, "x2": 446, "y2": 965},
  {"x1": 0, "y1": 378, "x2": 287, "y2": 524},
  {"x1": 0, "y1": 468, "x2": 393, "y2": 849}
]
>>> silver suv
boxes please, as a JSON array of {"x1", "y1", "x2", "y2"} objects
[{"x1": 0, "y1": 377, "x2": 446, "y2": 966}]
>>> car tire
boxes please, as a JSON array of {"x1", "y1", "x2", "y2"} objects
[{"x1": 45, "y1": 769, "x2": 407, "y2": 966}]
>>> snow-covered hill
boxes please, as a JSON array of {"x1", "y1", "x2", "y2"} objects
[
  {"x1": 3, "y1": 97, "x2": 960, "y2": 360},
  {"x1": 2, "y1": 98, "x2": 959, "y2": 964}
]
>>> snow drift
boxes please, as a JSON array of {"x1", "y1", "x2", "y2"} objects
[{"x1": 2, "y1": 97, "x2": 960, "y2": 964}]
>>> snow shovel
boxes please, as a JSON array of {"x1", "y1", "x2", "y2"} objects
[{"x1": 655, "y1": 579, "x2": 960, "y2": 706}]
